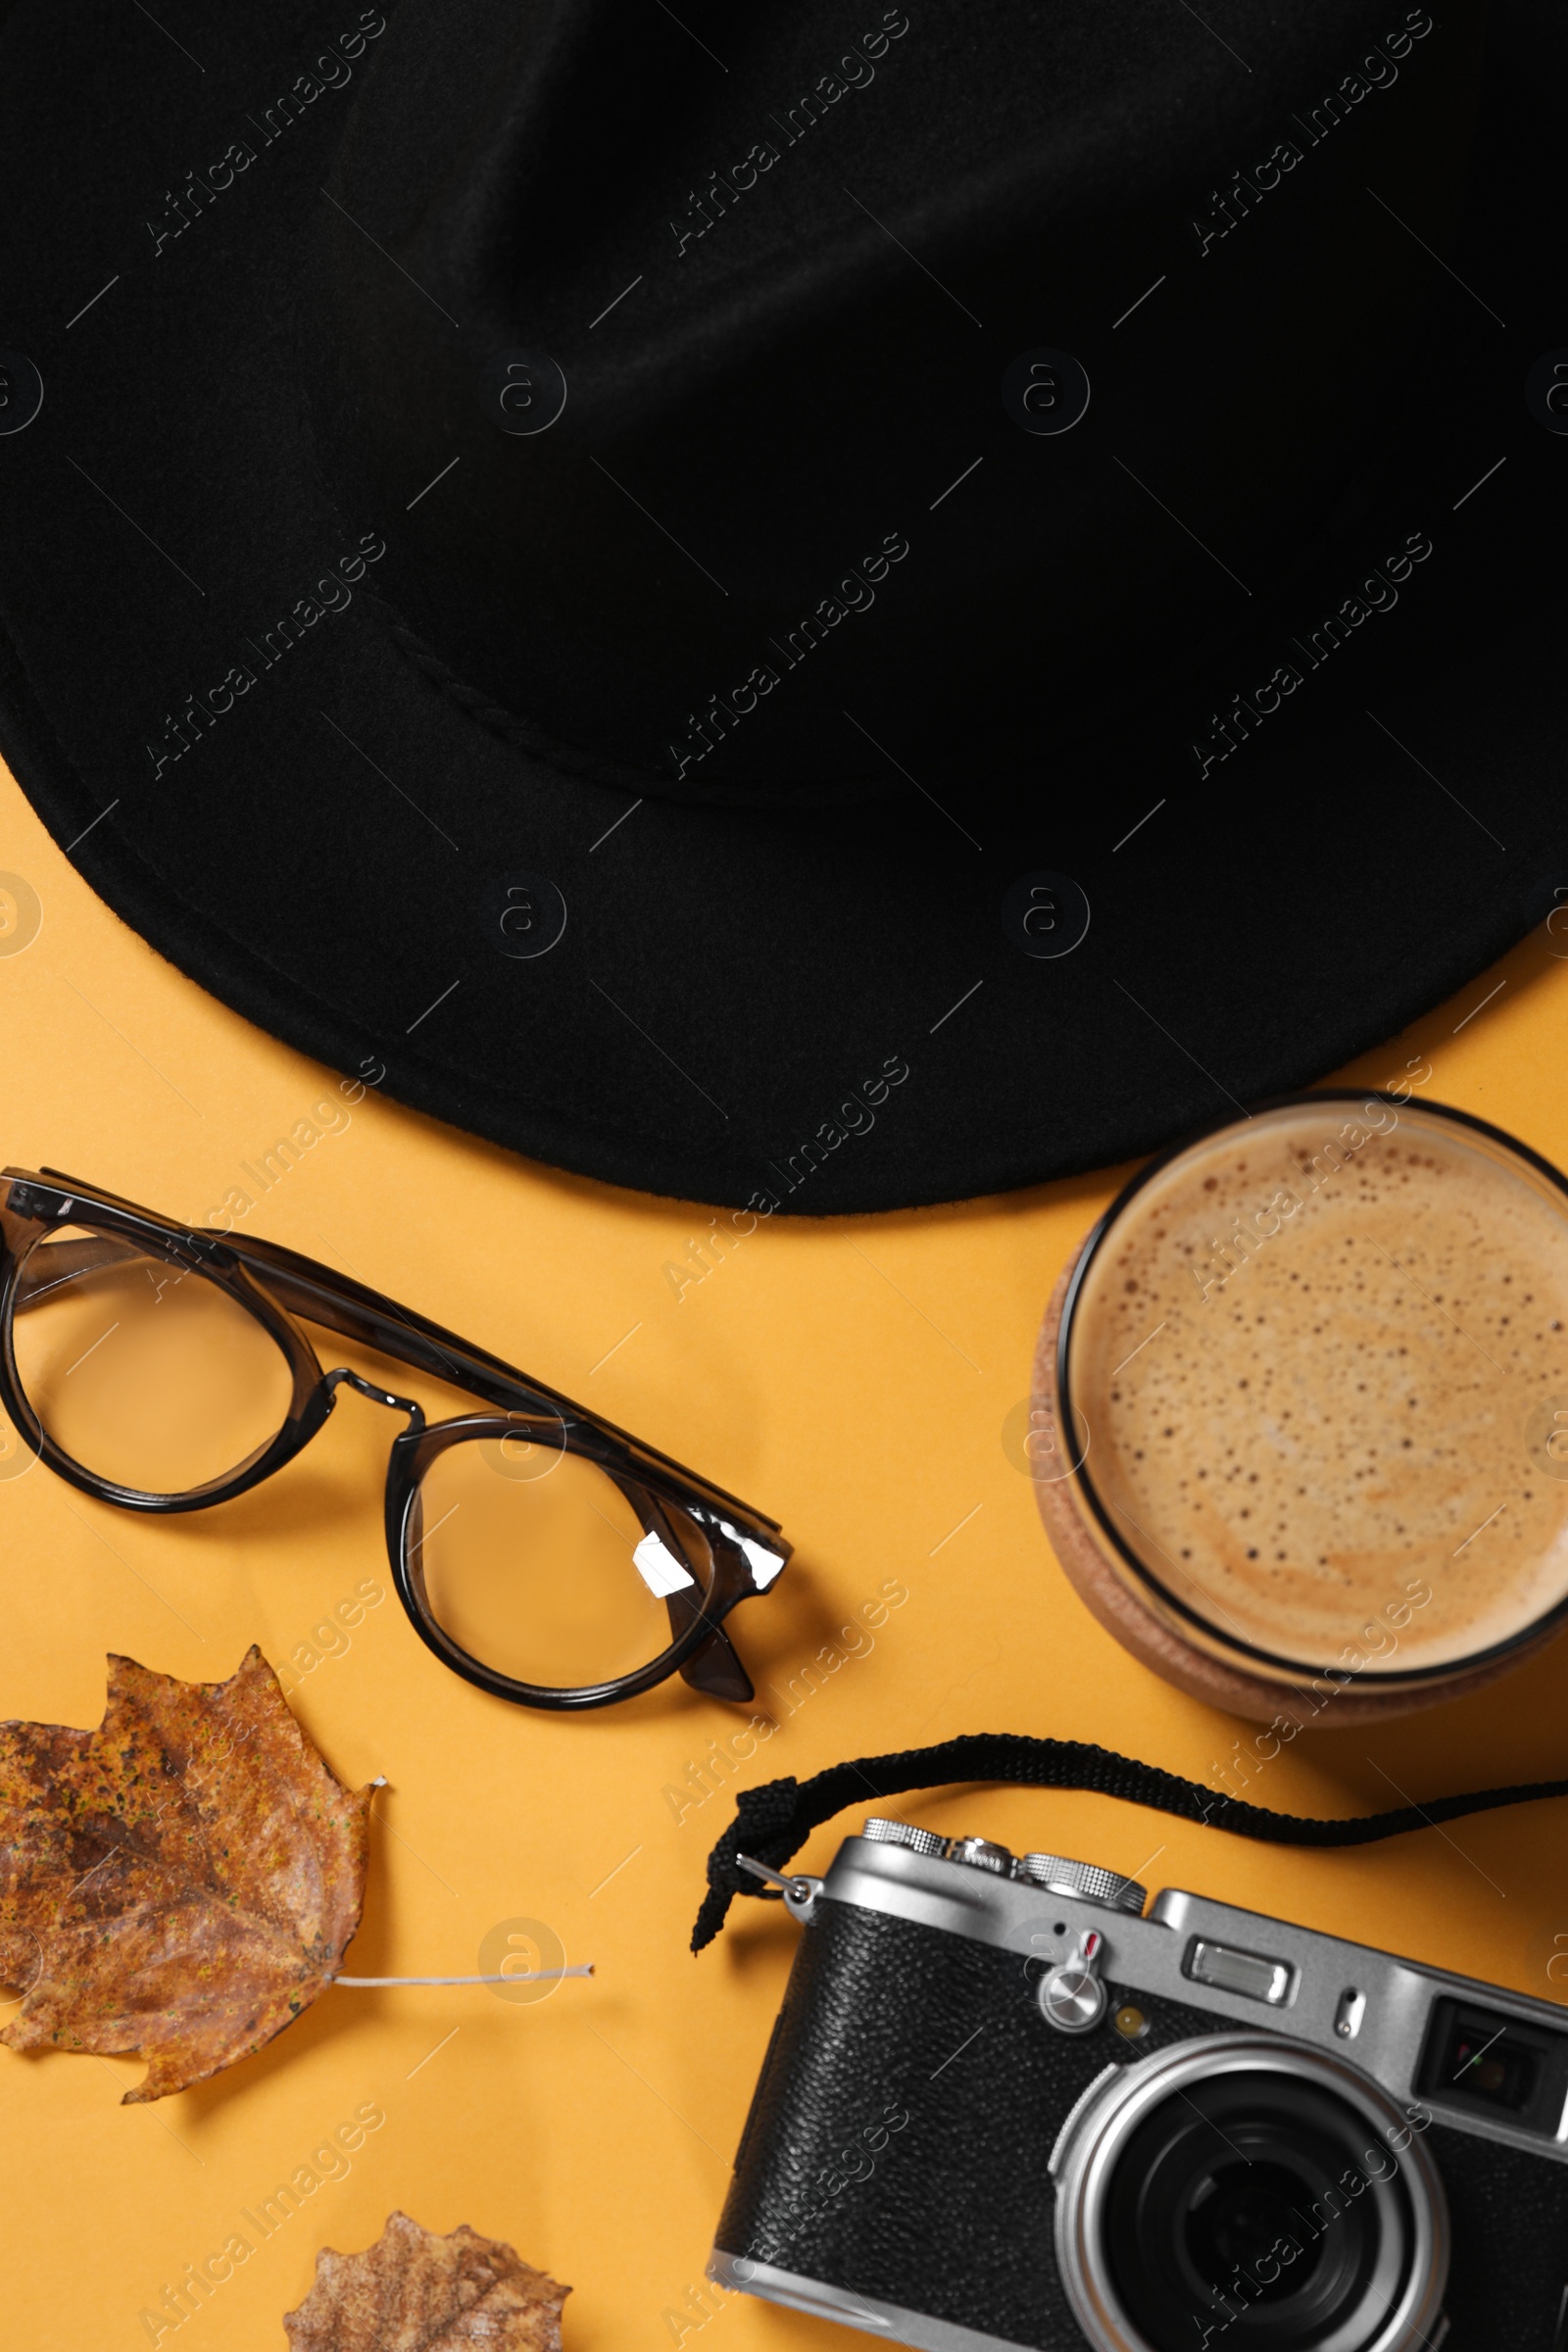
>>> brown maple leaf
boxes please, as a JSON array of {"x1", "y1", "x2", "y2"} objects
[
  {"x1": 0, "y1": 1644, "x2": 370, "y2": 2101},
  {"x1": 284, "y1": 2210, "x2": 571, "y2": 2351}
]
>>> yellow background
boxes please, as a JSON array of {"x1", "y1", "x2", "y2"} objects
[{"x1": 3, "y1": 753, "x2": 1567, "y2": 2349}]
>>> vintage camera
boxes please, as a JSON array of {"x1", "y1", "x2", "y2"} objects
[{"x1": 710, "y1": 1818, "x2": 1568, "y2": 2349}]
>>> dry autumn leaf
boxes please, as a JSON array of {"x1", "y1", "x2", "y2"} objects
[
  {"x1": 0, "y1": 1644, "x2": 370, "y2": 2101},
  {"x1": 285, "y1": 2210, "x2": 570, "y2": 2351}
]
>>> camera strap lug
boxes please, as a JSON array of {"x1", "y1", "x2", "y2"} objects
[{"x1": 735, "y1": 1853, "x2": 824, "y2": 1926}]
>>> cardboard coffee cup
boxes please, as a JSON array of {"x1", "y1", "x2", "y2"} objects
[{"x1": 1030, "y1": 1093, "x2": 1568, "y2": 1728}]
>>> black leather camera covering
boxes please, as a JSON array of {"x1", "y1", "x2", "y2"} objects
[{"x1": 714, "y1": 1900, "x2": 1568, "y2": 2347}]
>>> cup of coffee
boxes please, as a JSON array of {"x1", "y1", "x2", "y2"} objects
[{"x1": 1030, "y1": 1092, "x2": 1568, "y2": 1726}]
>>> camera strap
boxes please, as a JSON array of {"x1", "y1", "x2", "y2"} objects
[{"x1": 691, "y1": 1731, "x2": 1568, "y2": 1949}]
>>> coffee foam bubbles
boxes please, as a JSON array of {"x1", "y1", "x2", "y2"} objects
[{"x1": 1068, "y1": 1102, "x2": 1568, "y2": 1673}]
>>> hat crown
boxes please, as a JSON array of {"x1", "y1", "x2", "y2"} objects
[{"x1": 311, "y1": 0, "x2": 1481, "y2": 806}]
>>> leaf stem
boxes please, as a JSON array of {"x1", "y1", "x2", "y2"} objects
[{"x1": 329, "y1": 1966, "x2": 594, "y2": 1986}]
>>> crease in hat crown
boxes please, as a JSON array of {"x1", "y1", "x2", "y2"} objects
[{"x1": 306, "y1": 0, "x2": 1483, "y2": 808}]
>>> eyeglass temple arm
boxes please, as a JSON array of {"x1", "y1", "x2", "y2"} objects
[
  {"x1": 7, "y1": 1185, "x2": 779, "y2": 1537},
  {"x1": 12, "y1": 1235, "x2": 141, "y2": 1308},
  {"x1": 221, "y1": 1234, "x2": 779, "y2": 1532},
  {"x1": 6, "y1": 1228, "x2": 578, "y2": 1431},
  {"x1": 640, "y1": 1496, "x2": 758, "y2": 1704},
  {"x1": 8, "y1": 1234, "x2": 464, "y2": 1357},
  {"x1": 679, "y1": 1625, "x2": 756, "y2": 1702}
]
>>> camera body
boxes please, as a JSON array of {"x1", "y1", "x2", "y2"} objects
[{"x1": 710, "y1": 1820, "x2": 1568, "y2": 2350}]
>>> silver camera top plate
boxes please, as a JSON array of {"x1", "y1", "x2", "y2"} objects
[{"x1": 821, "y1": 1833, "x2": 1568, "y2": 2166}]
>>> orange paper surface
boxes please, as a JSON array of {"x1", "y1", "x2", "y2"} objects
[{"x1": 3, "y1": 757, "x2": 1567, "y2": 2347}]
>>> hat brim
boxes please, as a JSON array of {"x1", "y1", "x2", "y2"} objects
[{"x1": 1, "y1": 0, "x2": 1564, "y2": 1214}]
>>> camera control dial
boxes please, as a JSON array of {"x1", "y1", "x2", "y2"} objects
[
  {"x1": 1016, "y1": 1852, "x2": 1146, "y2": 1914},
  {"x1": 861, "y1": 1820, "x2": 1147, "y2": 1913},
  {"x1": 860, "y1": 1818, "x2": 949, "y2": 1858}
]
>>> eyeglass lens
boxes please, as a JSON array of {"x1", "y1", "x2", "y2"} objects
[
  {"x1": 12, "y1": 1227, "x2": 293, "y2": 1494},
  {"x1": 413, "y1": 1437, "x2": 717, "y2": 1690}
]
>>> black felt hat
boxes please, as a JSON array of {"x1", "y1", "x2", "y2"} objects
[{"x1": 2, "y1": 0, "x2": 1565, "y2": 1213}]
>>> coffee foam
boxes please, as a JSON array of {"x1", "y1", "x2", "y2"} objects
[{"x1": 1068, "y1": 1102, "x2": 1568, "y2": 1674}]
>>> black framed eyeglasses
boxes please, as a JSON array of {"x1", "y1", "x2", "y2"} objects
[{"x1": 0, "y1": 1168, "x2": 791, "y2": 1711}]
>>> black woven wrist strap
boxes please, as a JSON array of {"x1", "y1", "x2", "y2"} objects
[{"x1": 692, "y1": 1731, "x2": 1568, "y2": 1951}]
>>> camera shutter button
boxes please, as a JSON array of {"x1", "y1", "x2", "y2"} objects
[
  {"x1": 946, "y1": 1837, "x2": 1014, "y2": 1875},
  {"x1": 1039, "y1": 1930, "x2": 1108, "y2": 2034}
]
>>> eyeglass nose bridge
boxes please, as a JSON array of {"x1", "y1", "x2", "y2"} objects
[{"x1": 323, "y1": 1365, "x2": 426, "y2": 1433}]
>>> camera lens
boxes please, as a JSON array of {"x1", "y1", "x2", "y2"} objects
[
  {"x1": 1185, "y1": 2158, "x2": 1327, "y2": 2300},
  {"x1": 1053, "y1": 2035, "x2": 1446, "y2": 2352},
  {"x1": 1106, "y1": 2075, "x2": 1396, "y2": 2345}
]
